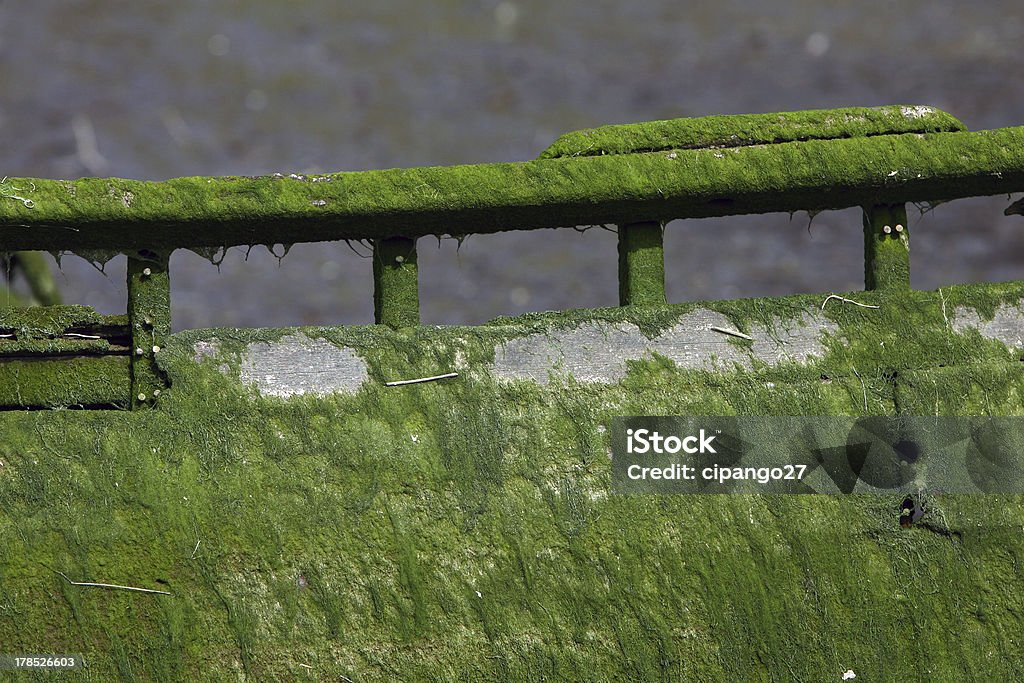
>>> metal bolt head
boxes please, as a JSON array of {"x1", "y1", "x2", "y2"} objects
[
  {"x1": 142, "y1": 267, "x2": 152, "y2": 277},
  {"x1": 153, "y1": 389, "x2": 161, "y2": 397},
  {"x1": 883, "y1": 225, "x2": 892, "y2": 234},
  {"x1": 135, "y1": 347, "x2": 144, "y2": 355},
  {"x1": 152, "y1": 345, "x2": 161, "y2": 353},
  {"x1": 137, "y1": 393, "x2": 147, "y2": 401},
  {"x1": 395, "y1": 255, "x2": 405, "y2": 264},
  {"x1": 895, "y1": 224, "x2": 904, "y2": 233}
]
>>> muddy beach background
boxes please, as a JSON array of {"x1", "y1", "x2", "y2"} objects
[{"x1": 3, "y1": 1, "x2": 1023, "y2": 329}]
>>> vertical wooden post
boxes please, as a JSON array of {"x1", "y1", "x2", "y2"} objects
[
  {"x1": 127, "y1": 249, "x2": 170, "y2": 409},
  {"x1": 617, "y1": 220, "x2": 666, "y2": 306},
  {"x1": 373, "y1": 236, "x2": 419, "y2": 328},
  {"x1": 863, "y1": 204, "x2": 910, "y2": 291}
]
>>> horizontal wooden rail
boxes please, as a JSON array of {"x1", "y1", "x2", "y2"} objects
[{"x1": 0, "y1": 127, "x2": 1023, "y2": 252}]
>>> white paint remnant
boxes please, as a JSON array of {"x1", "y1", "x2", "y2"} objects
[
  {"x1": 842, "y1": 669, "x2": 856, "y2": 680},
  {"x1": 238, "y1": 334, "x2": 369, "y2": 397},
  {"x1": 951, "y1": 301, "x2": 1024, "y2": 348}
]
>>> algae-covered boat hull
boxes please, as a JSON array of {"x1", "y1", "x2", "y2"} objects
[{"x1": 1, "y1": 284, "x2": 1022, "y2": 680}]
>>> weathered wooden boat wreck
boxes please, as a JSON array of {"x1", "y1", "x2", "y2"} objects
[{"x1": 1, "y1": 106, "x2": 1022, "y2": 679}]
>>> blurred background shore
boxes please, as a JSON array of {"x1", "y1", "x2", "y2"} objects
[{"x1": 2, "y1": 1, "x2": 1023, "y2": 329}]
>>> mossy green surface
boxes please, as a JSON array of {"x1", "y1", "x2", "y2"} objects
[
  {"x1": 0, "y1": 125, "x2": 1023, "y2": 252},
  {"x1": 0, "y1": 305, "x2": 130, "y2": 407},
  {"x1": 0, "y1": 305, "x2": 106, "y2": 336},
  {"x1": 616, "y1": 221, "x2": 665, "y2": 306},
  {"x1": 0, "y1": 355, "x2": 129, "y2": 407},
  {"x1": 127, "y1": 252, "x2": 171, "y2": 408},
  {"x1": 863, "y1": 204, "x2": 911, "y2": 291},
  {"x1": 0, "y1": 282, "x2": 1022, "y2": 680},
  {"x1": 538, "y1": 105, "x2": 966, "y2": 159},
  {"x1": 372, "y1": 237, "x2": 420, "y2": 329}
]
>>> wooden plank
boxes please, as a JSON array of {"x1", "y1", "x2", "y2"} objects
[{"x1": 0, "y1": 355, "x2": 130, "y2": 408}]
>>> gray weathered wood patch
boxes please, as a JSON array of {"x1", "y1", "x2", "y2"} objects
[
  {"x1": 492, "y1": 309, "x2": 839, "y2": 385},
  {"x1": 952, "y1": 301, "x2": 1024, "y2": 348},
  {"x1": 237, "y1": 333, "x2": 369, "y2": 397}
]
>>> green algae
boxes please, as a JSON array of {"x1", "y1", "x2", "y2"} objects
[
  {"x1": 1, "y1": 127, "x2": 1024, "y2": 252},
  {"x1": 538, "y1": 105, "x2": 966, "y2": 159},
  {"x1": 616, "y1": 221, "x2": 665, "y2": 306},
  {"x1": 0, "y1": 305, "x2": 131, "y2": 408},
  {"x1": 0, "y1": 305, "x2": 106, "y2": 337},
  {"x1": 372, "y1": 237, "x2": 420, "y2": 328},
  {"x1": 0, "y1": 355, "x2": 129, "y2": 408},
  {"x1": 863, "y1": 204, "x2": 910, "y2": 291},
  {"x1": 0, "y1": 282, "x2": 1022, "y2": 679},
  {"x1": 127, "y1": 251, "x2": 171, "y2": 408}
]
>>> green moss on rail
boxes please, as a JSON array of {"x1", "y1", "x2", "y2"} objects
[
  {"x1": 0, "y1": 305, "x2": 105, "y2": 336},
  {"x1": 538, "y1": 105, "x2": 966, "y2": 159},
  {"x1": 0, "y1": 355, "x2": 129, "y2": 407},
  {"x1": 1, "y1": 123, "x2": 1024, "y2": 252}
]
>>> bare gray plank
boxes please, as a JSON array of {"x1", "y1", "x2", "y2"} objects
[
  {"x1": 493, "y1": 309, "x2": 839, "y2": 385},
  {"x1": 237, "y1": 334, "x2": 369, "y2": 397},
  {"x1": 952, "y1": 301, "x2": 1024, "y2": 348}
]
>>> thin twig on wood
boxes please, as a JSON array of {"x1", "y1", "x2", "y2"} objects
[
  {"x1": 852, "y1": 366, "x2": 868, "y2": 411},
  {"x1": 709, "y1": 326, "x2": 753, "y2": 341},
  {"x1": 55, "y1": 570, "x2": 171, "y2": 596},
  {"x1": 385, "y1": 372, "x2": 458, "y2": 386},
  {"x1": 821, "y1": 294, "x2": 880, "y2": 311}
]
